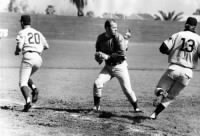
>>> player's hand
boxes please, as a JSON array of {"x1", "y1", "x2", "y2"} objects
[
  {"x1": 95, "y1": 52, "x2": 103, "y2": 64},
  {"x1": 95, "y1": 58, "x2": 103, "y2": 65},
  {"x1": 124, "y1": 29, "x2": 131, "y2": 39},
  {"x1": 96, "y1": 52, "x2": 109, "y2": 60},
  {"x1": 14, "y1": 51, "x2": 20, "y2": 55}
]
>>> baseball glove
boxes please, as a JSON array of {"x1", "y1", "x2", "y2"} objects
[{"x1": 95, "y1": 52, "x2": 109, "y2": 64}]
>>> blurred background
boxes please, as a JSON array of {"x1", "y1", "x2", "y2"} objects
[
  {"x1": 0, "y1": 0, "x2": 200, "y2": 21},
  {"x1": 1, "y1": 0, "x2": 200, "y2": 42}
]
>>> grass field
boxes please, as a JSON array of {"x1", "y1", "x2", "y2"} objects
[
  {"x1": 2, "y1": 12, "x2": 200, "y2": 42},
  {"x1": 1, "y1": 12, "x2": 200, "y2": 136},
  {"x1": 1, "y1": 37, "x2": 200, "y2": 136}
]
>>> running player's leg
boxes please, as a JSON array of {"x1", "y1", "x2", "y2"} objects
[
  {"x1": 161, "y1": 71, "x2": 190, "y2": 108},
  {"x1": 150, "y1": 70, "x2": 174, "y2": 119},
  {"x1": 162, "y1": 81, "x2": 186, "y2": 107},
  {"x1": 153, "y1": 70, "x2": 175, "y2": 107},
  {"x1": 28, "y1": 66, "x2": 38, "y2": 90},
  {"x1": 150, "y1": 70, "x2": 188, "y2": 119},
  {"x1": 19, "y1": 62, "x2": 32, "y2": 112},
  {"x1": 93, "y1": 66, "x2": 112, "y2": 111},
  {"x1": 28, "y1": 78, "x2": 39, "y2": 103},
  {"x1": 114, "y1": 62, "x2": 141, "y2": 112},
  {"x1": 28, "y1": 54, "x2": 42, "y2": 103},
  {"x1": 151, "y1": 81, "x2": 186, "y2": 120},
  {"x1": 28, "y1": 66, "x2": 39, "y2": 103}
]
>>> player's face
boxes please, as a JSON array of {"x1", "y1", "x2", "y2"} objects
[{"x1": 106, "y1": 22, "x2": 118, "y2": 36}]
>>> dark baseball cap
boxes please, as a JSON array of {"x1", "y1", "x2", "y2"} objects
[
  {"x1": 20, "y1": 15, "x2": 31, "y2": 25},
  {"x1": 185, "y1": 17, "x2": 197, "y2": 26}
]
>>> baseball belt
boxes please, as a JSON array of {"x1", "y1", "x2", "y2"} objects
[
  {"x1": 106, "y1": 57, "x2": 125, "y2": 66},
  {"x1": 23, "y1": 51, "x2": 41, "y2": 55}
]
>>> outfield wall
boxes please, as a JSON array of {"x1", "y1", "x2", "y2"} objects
[{"x1": 1, "y1": 12, "x2": 200, "y2": 42}]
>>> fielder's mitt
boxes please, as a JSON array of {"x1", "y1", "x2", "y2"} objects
[{"x1": 95, "y1": 52, "x2": 109, "y2": 64}]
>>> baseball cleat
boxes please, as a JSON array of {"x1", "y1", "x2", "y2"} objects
[
  {"x1": 32, "y1": 89, "x2": 39, "y2": 103},
  {"x1": 92, "y1": 105, "x2": 101, "y2": 112},
  {"x1": 23, "y1": 102, "x2": 32, "y2": 112},
  {"x1": 149, "y1": 113, "x2": 157, "y2": 120}
]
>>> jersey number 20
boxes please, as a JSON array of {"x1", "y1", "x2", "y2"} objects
[
  {"x1": 28, "y1": 33, "x2": 40, "y2": 44},
  {"x1": 180, "y1": 38, "x2": 195, "y2": 52}
]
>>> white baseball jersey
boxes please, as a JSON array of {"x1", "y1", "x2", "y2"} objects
[
  {"x1": 164, "y1": 31, "x2": 200, "y2": 69},
  {"x1": 16, "y1": 26, "x2": 49, "y2": 54}
]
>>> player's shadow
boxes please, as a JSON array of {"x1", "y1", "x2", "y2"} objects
[
  {"x1": 0, "y1": 105, "x2": 22, "y2": 112},
  {"x1": 33, "y1": 106, "x2": 149, "y2": 122},
  {"x1": 35, "y1": 107, "x2": 150, "y2": 123},
  {"x1": 98, "y1": 111, "x2": 150, "y2": 123},
  {"x1": 0, "y1": 105, "x2": 92, "y2": 113},
  {"x1": 33, "y1": 106, "x2": 93, "y2": 114},
  {"x1": 34, "y1": 106, "x2": 151, "y2": 123},
  {"x1": 1, "y1": 105, "x2": 150, "y2": 123}
]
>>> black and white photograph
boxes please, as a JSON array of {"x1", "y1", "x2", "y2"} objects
[{"x1": 1, "y1": 0, "x2": 200, "y2": 135}]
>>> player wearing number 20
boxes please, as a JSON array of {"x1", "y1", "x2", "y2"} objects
[
  {"x1": 15, "y1": 15, "x2": 49, "y2": 112},
  {"x1": 150, "y1": 17, "x2": 200, "y2": 119}
]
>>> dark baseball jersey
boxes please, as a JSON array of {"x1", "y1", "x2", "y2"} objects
[
  {"x1": 96, "y1": 32, "x2": 127, "y2": 65},
  {"x1": 96, "y1": 32, "x2": 127, "y2": 56}
]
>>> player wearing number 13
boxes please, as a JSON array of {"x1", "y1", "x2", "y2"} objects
[
  {"x1": 15, "y1": 15, "x2": 49, "y2": 112},
  {"x1": 149, "y1": 17, "x2": 200, "y2": 119}
]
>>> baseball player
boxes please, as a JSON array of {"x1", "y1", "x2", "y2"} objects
[
  {"x1": 93, "y1": 19, "x2": 142, "y2": 112},
  {"x1": 150, "y1": 17, "x2": 200, "y2": 119},
  {"x1": 15, "y1": 15, "x2": 49, "y2": 112}
]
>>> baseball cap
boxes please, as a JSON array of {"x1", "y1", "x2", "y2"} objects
[
  {"x1": 20, "y1": 15, "x2": 31, "y2": 25},
  {"x1": 185, "y1": 17, "x2": 197, "y2": 26}
]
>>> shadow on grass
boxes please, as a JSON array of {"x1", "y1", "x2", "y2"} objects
[
  {"x1": 34, "y1": 106, "x2": 93, "y2": 114},
  {"x1": 0, "y1": 105, "x2": 150, "y2": 123},
  {"x1": 98, "y1": 111, "x2": 150, "y2": 123},
  {"x1": 33, "y1": 106, "x2": 150, "y2": 123}
]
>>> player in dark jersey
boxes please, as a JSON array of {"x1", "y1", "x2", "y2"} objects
[{"x1": 93, "y1": 19, "x2": 142, "y2": 113}]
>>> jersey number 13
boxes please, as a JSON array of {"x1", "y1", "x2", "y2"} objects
[{"x1": 180, "y1": 38, "x2": 195, "y2": 52}]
